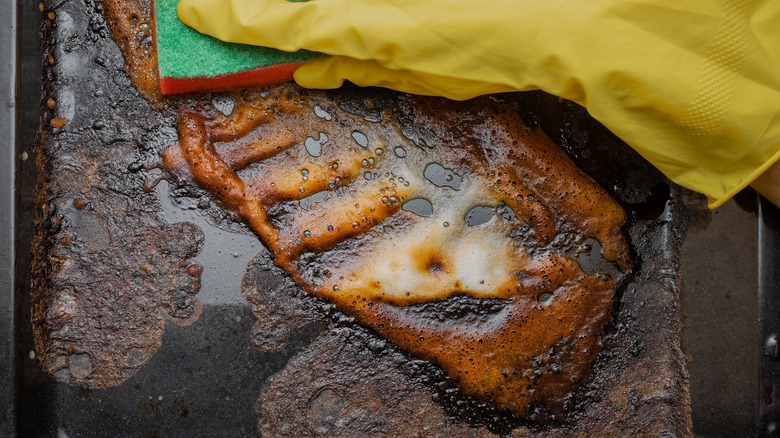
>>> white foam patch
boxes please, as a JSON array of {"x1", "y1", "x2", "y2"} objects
[{"x1": 336, "y1": 173, "x2": 524, "y2": 302}]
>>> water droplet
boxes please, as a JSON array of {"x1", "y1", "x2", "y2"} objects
[
  {"x1": 364, "y1": 172, "x2": 372, "y2": 180},
  {"x1": 301, "y1": 169, "x2": 309, "y2": 176},
  {"x1": 361, "y1": 159, "x2": 368, "y2": 166},
  {"x1": 538, "y1": 292, "x2": 553, "y2": 303},
  {"x1": 465, "y1": 205, "x2": 496, "y2": 227},
  {"x1": 352, "y1": 222, "x2": 359, "y2": 228},
  {"x1": 299, "y1": 191, "x2": 327, "y2": 210},
  {"x1": 333, "y1": 285, "x2": 340, "y2": 291},
  {"x1": 351, "y1": 131, "x2": 368, "y2": 147},
  {"x1": 375, "y1": 148, "x2": 384, "y2": 155},
  {"x1": 303, "y1": 230, "x2": 312, "y2": 237},
  {"x1": 402, "y1": 198, "x2": 433, "y2": 217},
  {"x1": 314, "y1": 105, "x2": 332, "y2": 120},
  {"x1": 327, "y1": 225, "x2": 334, "y2": 231},
  {"x1": 304, "y1": 133, "x2": 328, "y2": 157},
  {"x1": 424, "y1": 163, "x2": 462, "y2": 190},
  {"x1": 212, "y1": 95, "x2": 235, "y2": 116},
  {"x1": 443, "y1": 222, "x2": 449, "y2": 227},
  {"x1": 368, "y1": 158, "x2": 375, "y2": 165},
  {"x1": 516, "y1": 194, "x2": 524, "y2": 202},
  {"x1": 394, "y1": 147, "x2": 407, "y2": 158}
]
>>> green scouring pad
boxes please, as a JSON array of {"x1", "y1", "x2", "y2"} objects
[{"x1": 154, "y1": 0, "x2": 323, "y2": 95}]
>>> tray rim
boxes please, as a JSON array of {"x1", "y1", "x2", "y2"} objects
[{"x1": 0, "y1": 0, "x2": 19, "y2": 433}]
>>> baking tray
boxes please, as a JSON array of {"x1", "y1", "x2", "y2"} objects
[
  {"x1": 8, "y1": 0, "x2": 775, "y2": 435},
  {"x1": 4, "y1": 0, "x2": 686, "y2": 435}
]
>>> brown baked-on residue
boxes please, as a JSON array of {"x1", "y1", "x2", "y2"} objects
[
  {"x1": 102, "y1": 0, "x2": 163, "y2": 104},
  {"x1": 102, "y1": 0, "x2": 632, "y2": 418},
  {"x1": 162, "y1": 88, "x2": 632, "y2": 417}
]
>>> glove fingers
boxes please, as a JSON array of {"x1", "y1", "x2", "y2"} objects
[
  {"x1": 294, "y1": 57, "x2": 433, "y2": 94},
  {"x1": 178, "y1": 0, "x2": 458, "y2": 62},
  {"x1": 294, "y1": 56, "x2": 522, "y2": 101},
  {"x1": 178, "y1": 0, "x2": 402, "y2": 58},
  {"x1": 178, "y1": 0, "x2": 328, "y2": 52}
]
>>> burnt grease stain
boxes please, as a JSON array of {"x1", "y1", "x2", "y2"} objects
[
  {"x1": 47, "y1": 0, "x2": 669, "y2": 434},
  {"x1": 365, "y1": 296, "x2": 566, "y2": 434},
  {"x1": 158, "y1": 83, "x2": 632, "y2": 424},
  {"x1": 166, "y1": 96, "x2": 631, "y2": 424}
]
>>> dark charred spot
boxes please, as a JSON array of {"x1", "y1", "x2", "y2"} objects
[
  {"x1": 185, "y1": 263, "x2": 202, "y2": 278},
  {"x1": 424, "y1": 254, "x2": 446, "y2": 274}
]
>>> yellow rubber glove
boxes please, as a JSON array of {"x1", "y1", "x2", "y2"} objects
[{"x1": 178, "y1": 0, "x2": 780, "y2": 208}]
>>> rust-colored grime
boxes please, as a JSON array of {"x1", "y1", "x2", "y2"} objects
[
  {"x1": 102, "y1": 0, "x2": 164, "y2": 105},
  {"x1": 162, "y1": 89, "x2": 631, "y2": 417},
  {"x1": 102, "y1": 0, "x2": 632, "y2": 418}
]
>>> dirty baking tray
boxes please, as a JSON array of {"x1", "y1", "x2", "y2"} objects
[
  {"x1": 6, "y1": 0, "x2": 773, "y2": 435},
  {"x1": 6, "y1": 0, "x2": 685, "y2": 436}
]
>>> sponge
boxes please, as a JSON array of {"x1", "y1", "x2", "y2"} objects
[{"x1": 153, "y1": 0, "x2": 322, "y2": 95}]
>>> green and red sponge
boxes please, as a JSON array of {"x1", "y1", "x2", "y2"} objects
[{"x1": 154, "y1": 0, "x2": 323, "y2": 95}]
